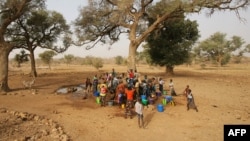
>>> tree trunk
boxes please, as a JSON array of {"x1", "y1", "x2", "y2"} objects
[
  {"x1": 29, "y1": 50, "x2": 37, "y2": 77},
  {"x1": 0, "y1": 44, "x2": 11, "y2": 92},
  {"x1": 127, "y1": 42, "x2": 138, "y2": 71},
  {"x1": 165, "y1": 65, "x2": 174, "y2": 75},
  {"x1": 217, "y1": 55, "x2": 222, "y2": 67}
]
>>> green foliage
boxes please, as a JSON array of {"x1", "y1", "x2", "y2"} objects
[
  {"x1": 145, "y1": 14, "x2": 199, "y2": 71},
  {"x1": 73, "y1": 0, "x2": 249, "y2": 70},
  {"x1": 221, "y1": 53, "x2": 231, "y2": 66},
  {"x1": 14, "y1": 50, "x2": 29, "y2": 67},
  {"x1": 7, "y1": 9, "x2": 71, "y2": 53},
  {"x1": 92, "y1": 58, "x2": 103, "y2": 70},
  {"x1": 39, "y1": 51, "x2": 57, "y2": 69},
  {"x1": 195, "y1": 32, "x2": 248, "y2": 66},
  {"x1": 5, "y1": 7, "x2": 71, "y2": 77},
  {"x1": 84, "y1": 56, "x2": 94, "y2": 65},
  {"x1": 64, "y1": 54, "x2": 75, "y2": 65},
  {"x1": 115, "y1": 56, "x2": 124, "y2": 65}
]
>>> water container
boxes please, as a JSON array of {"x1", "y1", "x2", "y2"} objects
[
  {"x1": 148, "y1": 97, "x2": 154, "y2": 105},
  {"x1": 108, "y1": 101, "x2": 113, "y2": 106},
  {"x1": 165, "y1": 96, "x2": 173, "y2": 102},
  {"x1": 142, "y1": 99, "x2": 148, "y2": 105},
  {"x1": 157, "y1": 104, "x2": 164, "y2": 112},
  {"x1": 96, "y1": 97, "x2": 100, "y2": 104},
  {"x1": 156, "y1": 92, "x2": 162, "y2": 97},
  {"x1": 141, "y1": 95, "x2": 146, "y2": 100},
  {"x1": 162, "y1": 99, "x2": 167, "y2": 106},
  {"x1": 121, "y1": 104, "x2": 125, "y2": 109},
  {"x1": 94, "y1": 91, "x2": 100, "y2": 97}
]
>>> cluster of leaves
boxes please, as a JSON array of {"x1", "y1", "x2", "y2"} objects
[
  {"x1": 14, "y1": 50, "x2": 29, "y2": 67},
  {"x1": 144, "y1": 13, "x2": 199, "y2": 73},
  {"x1": 38, "y1": 51, "x2": 57, "y2": 69},
  {"x1": 194, "y1": 32, "x2": 250, "y2": 66}
]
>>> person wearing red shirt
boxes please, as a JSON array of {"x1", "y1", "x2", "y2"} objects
[{"x1": 124, "y1": 86, "x2": 135, "y2": 119}]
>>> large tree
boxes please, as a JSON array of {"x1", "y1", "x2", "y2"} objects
[
  {"x1": 74, "y1": 0, "x2": 249, "y2": 70},
  {"x1": 0, "y1": 0, "x2": 45, "y2": 92},
  {"x1": 145, "y1": 15, "x2": 199, "y2": 74},
  {"x1": 8, "y1": 9, "x2": 71, "y2": 77},
  {"x1": 196, "y1": 32, "x2": 249, "y2": 66}
]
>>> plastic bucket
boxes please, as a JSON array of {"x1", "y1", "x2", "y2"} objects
[
  {"x1": 148, "y1": 98, "x2": 154, "y2": 105},
  {"x1": 142, "y1": 99, "x2": 148, "y2": 105},
  {"x1": 141, "y1": 95, "x2": 146, "y2": 100},
  {"x1": 162, "y1": 99, "x2": 167, "y2": 106},
  {"x1": 108, "y1": 101, "x2": 113, "y2": 106},
  {"x1": 157, "y1": 104, "x2": 164, "y2": 112},
  {"x1": 165, "y1": 96, "x2": 173, "y2": 102},
  {"x1": 94, "y1": 91, "x2": 100, "y2": 97},
  {"x1": 156, "y1": 92, "x2": 162, "y2": 97},
  {"x1": 96, "y1": 97, "x2": 100, "y2": 104},
  {"x1": 121, "y1": 104, "x2": 125, "y2": 109}
]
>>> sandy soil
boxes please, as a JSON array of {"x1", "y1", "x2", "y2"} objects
[{"x1": 0, "y1": 64, "x2": 250, "y2": 141}]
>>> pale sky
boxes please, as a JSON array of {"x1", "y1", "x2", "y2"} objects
[{"x1": 9, "y1": 0, "x2": 250, "y2": 58}]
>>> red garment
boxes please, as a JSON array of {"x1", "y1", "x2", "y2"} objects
[
  {"x1": 125, "y1": 88, "x2": 135, "y2": 101},
  {"x1": 129, "y1": 72, "x2": 134, "y2": 79}
]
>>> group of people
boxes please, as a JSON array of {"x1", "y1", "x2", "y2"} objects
[{"x1": 83, "y1": 68, "x2": 198, "y2": 128}]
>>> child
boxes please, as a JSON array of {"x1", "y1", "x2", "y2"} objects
[
  {"x1": 135, "y1": 98, "x2": 145, "y2": 128},
  {"x1": 158, "y1": 77, "x2": 164, "y2": 93},
  {"x1": 169, "y1": 79, "x2": 177, "y2": 96},
  {"x1": 187, "y1": 89, "x2": 198, "y2": 112},
  {"x1": 100, "y1": 84, "x2": 107, "y2": 107},
  {"x1": 85, "y1": 77, "x2": 92, "y2": 94},
  {"x1": 183, "y1": 85, "x2": 190, "y2": 98}
]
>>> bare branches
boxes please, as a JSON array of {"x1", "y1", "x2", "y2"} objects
[
  {"x1": 0, "y1": 8, "x2": 10, "y2": 14},
  {"x1": 74, "y1": 0, "x2": 249, "y2": 51},
  {"x1": 185, "y1": 0, "x2": 249, "y2": 14}
]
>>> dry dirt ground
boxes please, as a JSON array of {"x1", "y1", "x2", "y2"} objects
[{"x1": 1, "y1": 64, "x2": 250, "y2": 141}]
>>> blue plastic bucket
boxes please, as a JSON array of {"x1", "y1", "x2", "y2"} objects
[
  {"x1": 141, "y1": 95, "x2": 146, "y2": 100},
  {"x1": 94, "y1": 91, "x2": 100, "y2": 97},
  {"x1": 157, "y1": 104, "x2": 164, "y2": 112},
  {"x1": 165, "y1": 96, "x2": 173, "y2": 102}
]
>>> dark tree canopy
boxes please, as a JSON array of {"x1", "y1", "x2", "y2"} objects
[
  {"x1": 145, "y1": 13, "x2": 199, "y2": 74},
  {"x1": 7, "y1": 9, "x2": 71, "y2": 77}
]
